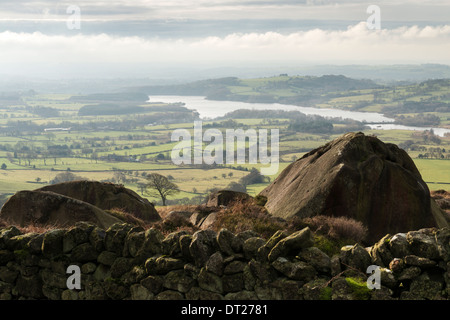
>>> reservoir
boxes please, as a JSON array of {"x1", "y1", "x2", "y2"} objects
[{"x1": 148, "y1": 95, "x2": 450, "y2": 137}]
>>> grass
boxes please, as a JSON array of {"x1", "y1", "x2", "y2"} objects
[
  {"x1": 414, "y1": 159, "x2": 450, "y2": 190},
  {"x1": 0, "y1": 81, "x2": 449, "y2": 207},
  {"x1": 211, "y1": 198, "x2": 285, "y2": 239}
]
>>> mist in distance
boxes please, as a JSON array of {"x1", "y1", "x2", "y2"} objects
[{"x1": 0, "y1": 0, "x2": 449, "y2": 85}]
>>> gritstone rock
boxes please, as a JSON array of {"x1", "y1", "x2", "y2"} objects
[{"x1": 259, "y1": 132, "x2": 448, "y2": 243}]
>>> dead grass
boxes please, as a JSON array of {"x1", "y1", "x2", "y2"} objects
[
  {"x1": 149, "y1": 212, "x2": 199, "y2": 236},
  {"x1": 212, "y1": 198, "x2": 285, "y2": 239},
  {"x1": 0, "y1": 198, "x2": 370, "y2": 245},
  {"x1": 156, "y1": 204, "x2": 199, "y2": 219},
  {"x1": 431, "y1": 189, "x2": 450, "y2": 222},
  {"x1": 0, "y1": 217, "x2": 59, "y2": 234},
  {"x1": 106, "y1": 208, "x2": 149, "y2": 228},
  {"x1": 295, "y1": 215, "x2": 368, "y2": 244}
]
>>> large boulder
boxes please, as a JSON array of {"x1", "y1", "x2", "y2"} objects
[
  {"x1": 0, "y1": 190, "x2": 122, "y2": 229},
  {"x1": 259, "y1": 132, "x2": 448, "y2": 243},
  {"x1": 36, "y1": 180, "x2": 160, "y2": 222}
]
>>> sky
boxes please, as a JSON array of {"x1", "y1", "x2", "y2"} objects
[{"x1": 0, "y1": 0, "x2": 449, "y2": 80}]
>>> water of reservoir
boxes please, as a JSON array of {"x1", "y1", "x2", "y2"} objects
[{"x1": 148, "y1": 95, "x2": 450, "y2": 137}]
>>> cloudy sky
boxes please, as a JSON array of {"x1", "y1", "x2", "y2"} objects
[{"x1": 0, "y1": 0, "x2": 449, "y2": 79}]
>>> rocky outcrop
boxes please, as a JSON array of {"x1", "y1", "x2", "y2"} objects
[
  {"x1": 259, "y1": 132, "x2": 449, "y2": 243},
  {"x1": 36, "y1": 181, "x2": 160, "y2": 222},
  {"x1": 206, "y1": 190, "x2": 252, "y2": 207},
  {"x1": 0, "y1": 222, "x2": 449, "y2": 300},
  {"x1": 0, "y1": 190, "x2": 123, "y2": 229},
  {"x1": 0, "y1": 181, "x2": 162, "y2": 230}
]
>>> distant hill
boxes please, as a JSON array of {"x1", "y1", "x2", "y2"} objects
[
  {"x1": 134, "y1": 75, "x2": 380, "y2": 106},
  {"x1": 294, "y1": 64, "x2": 450, "y2": 83},
  {"x1": 69, "y1": 92, "x2": 150, "y2": 102},
  {"x1": 134, "y1": 77, "x2": 241, "y2": 97}
]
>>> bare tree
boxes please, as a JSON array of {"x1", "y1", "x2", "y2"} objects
[{"x1": 145, "y1": 173, "x2": 180, "y2": 206}]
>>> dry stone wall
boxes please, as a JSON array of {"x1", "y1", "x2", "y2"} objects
[{"x1": 0, "y1": 222, "x2": 449, "y2": 300}]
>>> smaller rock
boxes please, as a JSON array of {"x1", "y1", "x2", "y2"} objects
[
  {"x1": 199, "y1": 212, "x2": 218, "y2": 230},
  {"x1": 185, "y1": 287, "x2": 224, "y2": 300},
  {"x1": 0, "y1": 266, "x2": 18, "y2": 283},
  {"x1": 71, "y1": 243, "x2": 98, "y2": 262},
  {"x1": 216, "y1": 228, "x2": 236, "y2": 256},
  {"x1": 301, "y1": 279, "x2": 331, "y2": 300},
  {"x1": 224, "y1": 290, "x2": 258, "y2": 300},
  {"x1": 222, "y1": 273, "x2": 245, "y2": 293},
  {"x1": 410, "y1": 275, "x2": 444, "y2": 300},
  {"x1": 388, "y1": 258, "x2": 404, "y2": 273},
  {"x1": 189, "y1": 211, "x2": 208, "y2": 227},
  {"x1": 330, "y1": 254, "x2": 341, "y2": 276},
  {"x1": 140, "y1": 275, "x2": 164, "y2": 294},
  {"x1": 298, "y1": 247, "x2": 331, "y2": 273},
  {"x1": 0, "y1": 226, "x2": 22, "y2": 250},
  {"x1": 41, "y1": 229, "x2": 65, "y2": 257},
  {"x1": 268, "y1": 227, "x2": 313, "y2": 262},
  {"x1": 130, "y1": 284, "x2": 154, "y2": 300},
  {"x1": 404, "y1": 255, "x2": 437, "y2": 268},
  {"x1": 89, "y1": 227, "x2": 105, "y2": 252},
  {"x1": 397, "y1": 266, "x2": 421, "y2": 281},
  {"x1": 435, "y1": 228, "x2": 450, "y2": 261},
  {"x1": 206, "y1": 190, "x2": 252, "y2": 207},
  {"x1": 189, "y1": 229, "x2": 218, "y2": 267},
  {"x1": 380, "y1": 268, "x2": 397, "y2": 289},
  {"x1": 63, "y1": 225, "x2": 91, "y2": 253},
  {"x1": 145, "y1": 256, "x2": 185, "y2": 275},
  {"x1": 340, "y1": 243, "x2": 372, "y2": 272},
  {"x1": 81, "y1": 262, "x2": 97, "y2": 274},
  {"x1": 263, "y1": 230, "x2": 288, "y2": 250},
  {"x1": 163, "y1": 270, "x2": 195, "y2": 293},
  {"x1": 406, "y1": 229, "x2": 440, "y2": 260},
  {"x1": 97, "y1": 251, "x2": 118, "y2": 266},
  {"x1": 243, "y1": 237, "x2": 266, "y2": 260},
  {"x1": 124, "y1": 231, "x2": 145, "y2": 258},
  {"x1": 224, "y1": 260, "x2": 246, "y2": 275},
  {"x1": 389, "y1": 233, "x2": 410, "y2": 258},
  {"x1": 272, "y1": 257, "x2": 316, "y2": 282},
  {"x1": 205, "y1": 252, "x2": 224, "y2": 276},
  {"x1": 139, "y1": 228, "x2": 164, "y2": 256},
  {"x1": 104, "y1": 279, "x2": 129, "y2": 300},
  {"x1": 162, "y1": 230, "x2": 190, "y2": 256},
  {"x1": 110, "y1": 257, "x2": 132, "y2": 278},
  {"x1": 370, "y1": 234, "x2": 393, "y2": 267},
  {"x1": 179, "y1": 234, "x2": 193, "y2": 261},
  {"x1": 198, "y1": 267, "x2": 223, "y2": 294},
  {"x1": 27, "y1": 233, "x2": 45, "y2": 254},
  {"x1": 104, "y1": 223, "x2": 134, "y2": 255}
]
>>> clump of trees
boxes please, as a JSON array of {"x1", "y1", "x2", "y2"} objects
[
  {"x1": 395, "y1": 114, "x2": 441, "y2": 127},
  {"x1": 288, "y1": 118, "x2": 333, "y2": 134},
  {"x1": 27, "y1": 106, "x2": 60, "y2": 118},
  {"x1": 384, "y1": 101, "x2": 450, "y2": 116},
  {"x1": 50, "y1": 171, "x2": 85, "y2": 184}
]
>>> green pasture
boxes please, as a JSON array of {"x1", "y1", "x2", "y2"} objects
[
  {"x1": 414, "y1": 159, "x2": 450, "y2": 190},
  {"x1": 0, "y1": 78, "x2": 450, "y2": 206}
]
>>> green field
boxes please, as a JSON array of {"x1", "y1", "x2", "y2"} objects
[
  {"x1": 0, "y1": 77, "x2": 450, "y2": 206},
  {"x1": 414, "y1": 159, "x2": 450, "y2": 190}
]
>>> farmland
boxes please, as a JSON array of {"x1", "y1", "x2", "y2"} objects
[{"x1": 0, "y1": 75, "x2": 449, "y2": 207}]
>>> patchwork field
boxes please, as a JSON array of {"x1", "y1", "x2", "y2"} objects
[{"x1": 0, "y1": 76, "x2": 449, "y2": 206}]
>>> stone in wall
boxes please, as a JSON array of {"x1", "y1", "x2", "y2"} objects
[{"x1": 0, "y1": 222, "x2": 449, "y2": 300}]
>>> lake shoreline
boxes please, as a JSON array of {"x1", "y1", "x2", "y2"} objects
[{"x1": 148, "y1": 95, "x2": 450, "y2": 137}]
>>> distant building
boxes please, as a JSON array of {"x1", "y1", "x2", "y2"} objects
[{"x1": 44, "y1": 128, "x2": 71, "y2": 132}]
